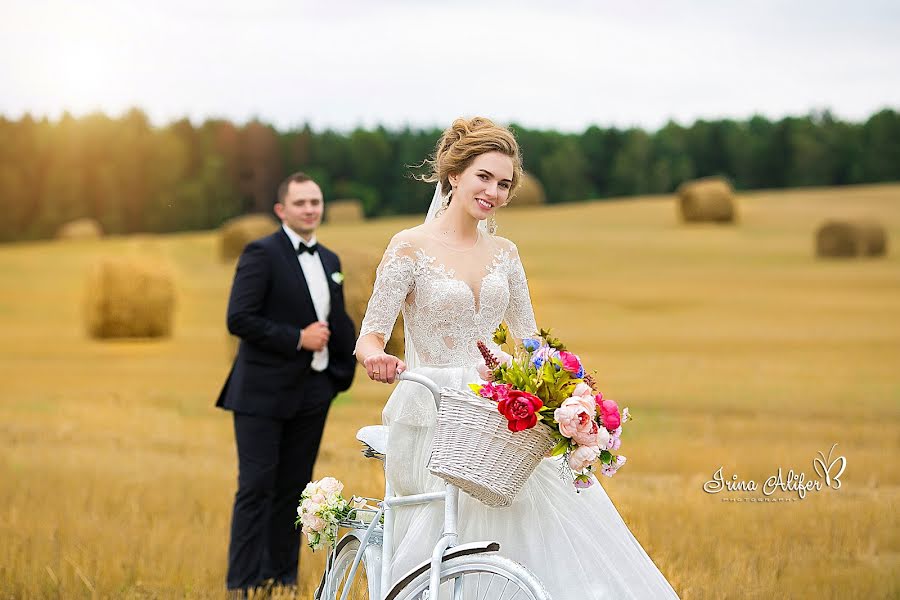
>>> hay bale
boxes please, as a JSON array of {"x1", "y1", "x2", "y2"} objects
[
  {"x1": 326, "y1": 199, "x2": 365, "y2": 223},
  {"x1": 815, "y1": 220, "x2": 888, "y2": 258},
  {"x1": 219, "y1": 213, "x2": 279, "y2": 261},
  {"x1": 677, "y1": 177, "x2": 737, "y2": 223},
  {"x1": 336, "y1": 245, "x2": 405, "y2": 357},
  {"x1": 508, "y1": 172, "x2": 546, "y2": 207},
  {"x1": 85, "y1": 257, "x2": 176, "y2": 338},
  {"x1": 56, "y1": 218, "x2": 103, "y2": 240}
]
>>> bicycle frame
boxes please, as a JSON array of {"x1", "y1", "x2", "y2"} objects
[{"x1": 329, "y1": 371, "x2": 472, "y2": 600}]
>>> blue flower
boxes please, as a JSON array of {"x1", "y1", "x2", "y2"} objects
[
  {"x1": 532, "y1": 355, "x2": 545, "y2": 368},
  {"x1": 576, "y1": 366, "x2": 585, "y2": 378},
  {"x1": 522, "y1": 337, "x2": 542, "y2": 353}
]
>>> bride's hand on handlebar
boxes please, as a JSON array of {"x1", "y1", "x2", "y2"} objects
[{"x1": 363, "y1": 352, "x2": 406, "y2": 384}]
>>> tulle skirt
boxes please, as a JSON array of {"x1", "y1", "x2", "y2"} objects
[{"x1": 382, "y1": 366, "x2": 680, "y2": 599}]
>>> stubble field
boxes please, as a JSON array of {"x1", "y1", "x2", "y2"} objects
[{"x1": 1, "y1": 184, "x2": 899, "y2": 599}]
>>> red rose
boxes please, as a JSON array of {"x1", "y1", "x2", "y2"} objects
[{"x1": 497, "y1": 390, "x2": 543, "y2": 432}]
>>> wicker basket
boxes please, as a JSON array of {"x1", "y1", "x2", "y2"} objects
[{"x1": 427, "y1": 387, "x2": 556, "y2": 508}]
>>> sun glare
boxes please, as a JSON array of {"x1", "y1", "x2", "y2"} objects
[{"x1": 53, "y1": 44, "x2": 116, "y2": 113}]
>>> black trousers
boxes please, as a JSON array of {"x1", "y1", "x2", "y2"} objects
[{"x1": 226, "y1": 372, "x2": 334, "y2": 591}]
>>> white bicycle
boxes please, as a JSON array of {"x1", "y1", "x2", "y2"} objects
[{"x1": 314, "y1": 371, "x2": 550, "y2": 600}]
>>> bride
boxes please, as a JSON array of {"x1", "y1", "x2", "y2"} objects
[{"x1": 354, "y1": 117, "x2": 680, "y2": 599}]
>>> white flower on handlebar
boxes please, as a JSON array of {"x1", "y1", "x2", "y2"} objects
[{"x1": 296, "y1": 477, "x2": 361, "y2": 551}]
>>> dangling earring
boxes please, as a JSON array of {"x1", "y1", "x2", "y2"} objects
[
  {"x1": 488, "y1": 215, "x2": 498, "y2": 235},
  {"x1": 436, "y1": 188, "x2": 452, "y2": 217}
]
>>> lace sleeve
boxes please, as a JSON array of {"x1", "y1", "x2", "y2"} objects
[
  {"x1": 358, "y1": 237, "x2": 415, "y2": 345},
  {"x1": 505, "y1": 243, "x2": 538, "y2": 339}
]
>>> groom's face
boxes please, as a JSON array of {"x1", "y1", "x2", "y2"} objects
[{"x1": 275, "y1": 180, "x2": 324, "y2": 238}]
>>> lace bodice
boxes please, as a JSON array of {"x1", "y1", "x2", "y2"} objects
[{"x1": 358, "y1": 228, "x2": 537, "y2": 367}]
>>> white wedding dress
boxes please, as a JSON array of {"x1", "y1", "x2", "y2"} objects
[{"x1": 357, "y1": 226, "x2": 680, "y2": 599}]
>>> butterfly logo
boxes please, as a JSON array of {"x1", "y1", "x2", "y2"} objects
[{"x1": 812, "y1": 443, "x2": 846, "y2": 490}]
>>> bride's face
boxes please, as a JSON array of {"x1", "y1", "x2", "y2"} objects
[{"x1": 448, "y1": 151, "x2": 514, "y2": 221}]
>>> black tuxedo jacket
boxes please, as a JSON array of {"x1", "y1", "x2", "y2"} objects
[{"x1": 216, "y1": 228, "x2": 356, "y2": 418}]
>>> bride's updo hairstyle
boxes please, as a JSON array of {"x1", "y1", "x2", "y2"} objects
[{"x1": 421, "y1": 117, "x2": 524, "y2": 198}]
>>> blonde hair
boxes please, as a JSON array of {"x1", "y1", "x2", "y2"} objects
[{"x1": 420, "y1": 117, "x2": 524, "y2": 197}]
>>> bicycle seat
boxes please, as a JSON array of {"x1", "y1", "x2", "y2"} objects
[{"x1": 356, "y1": 425, "x2": 388, "y2": 458}]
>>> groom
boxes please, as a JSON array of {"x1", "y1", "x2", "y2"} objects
[{"x1": 216, "y1": 172, "x2": 356, "y2": 594}]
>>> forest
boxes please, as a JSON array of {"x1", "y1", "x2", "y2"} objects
[{"x1": 0, "y1": 107, "x2": 897, "y2": 241}]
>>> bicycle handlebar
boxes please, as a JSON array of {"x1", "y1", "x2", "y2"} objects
[{"x1": 397, "y1": 370, "x2": 442, "y2": 409}]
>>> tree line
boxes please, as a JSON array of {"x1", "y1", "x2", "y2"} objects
[{"x1": 0, "y1": 107, "x2": 897, "y2": 241}]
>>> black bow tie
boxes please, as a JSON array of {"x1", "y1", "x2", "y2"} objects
[{"x1": 297, "y1": 243, "x2": 318, "y2": 255}]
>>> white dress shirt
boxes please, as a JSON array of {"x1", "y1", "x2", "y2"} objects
[{"x1": 282, "y1": 224, "x2": 330, "y2": 372}]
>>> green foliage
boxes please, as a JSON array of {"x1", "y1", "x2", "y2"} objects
[
  {"x1": 492, "y1": 322, "x2": 509, "y2": 347},
  {"x1": 332, "y1": 180, "x2": 380, "y2": 216},
  {"x1": 548, "y1": 436, "x2": 570, "y2": 457},
  {"x1": 539, "y1": 328, "x2": 566, "y2": 351},
  {"x1": 481, "y1": 325, "x2": 577, "y2": 411}
]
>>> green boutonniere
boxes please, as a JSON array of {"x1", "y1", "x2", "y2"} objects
[{"x1": 331, "y1": 271, "x2": 344, "y2": 285}]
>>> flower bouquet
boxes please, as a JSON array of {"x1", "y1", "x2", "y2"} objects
[
  {"x1": 295, "y1": 477, "x2": 369, "y2": 551},
  {"x1": 471, "y1": 324, "x2": 630, "y2": 489}
]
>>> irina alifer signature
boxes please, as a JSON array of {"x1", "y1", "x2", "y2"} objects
[{"x1": 703, "y1": 443, "x2": 847, "y2": 499}]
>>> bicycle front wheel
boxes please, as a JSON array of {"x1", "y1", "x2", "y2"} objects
[
  {"x1": 387, "y1": 553, "x2": 550, "y2": 600},
  {"x1": 317, "y1": 537, "x2": 374, "y2": 600}
]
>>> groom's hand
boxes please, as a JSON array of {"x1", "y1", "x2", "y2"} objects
[
  {"x1": 300, "y1": 321, "x2": 330, "y2": 351},
  {"x1": 364, "y1": 352, "x2": 406, "y2": 384}
]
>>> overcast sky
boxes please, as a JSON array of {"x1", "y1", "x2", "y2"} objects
[{"x1": 2, "y1": 0, "x2": 898, "y2": 132}]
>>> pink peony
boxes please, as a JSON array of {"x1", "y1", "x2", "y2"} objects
[
  {"x1": 572, "y1": 418, "x2": 610, "y2": 449},
  {"x1": 554, "y1": 397, "x2": 596, "y2": 440},
  {"x1": 568, "y1": 444, "x2": 600, "y2": 471},
  {"x1": 571, "y1": 420, "x2": 600, "y2": 447},
  {"x1": 572, "y1": 382, "x2": 593, "y2": 399},
  {"x1": 498, "y1": 390, "x2": 543, "y2": 432},
  {"x1": 599, "y1": 399, "x2": 621, "y2": 431},
  {"x1": 573, "y1": 393, "x2": 596, "y2": 416},
  {"x1": 301, "y1": 512, "x2": 326, "y2": 532},
  {"x1": 557, "y1": 351, "x2": 582, "y2": 375},
  {"x1": 318, "y1": 477, "x2": 344, "y2": 496}
]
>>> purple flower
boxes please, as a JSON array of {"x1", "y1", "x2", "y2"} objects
[
  {"x1": 532, "y1": 346, "x2": 557, "y2": 369},
  {"x1": 573, "y1": 475, "x2": 594, "y2": 490},
  {"x1": 601, "y1": 455, "x2": 627, "y2": 477},
  {"x1": 606, "y1": 426, "x2": 622, "y2": 451}
]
